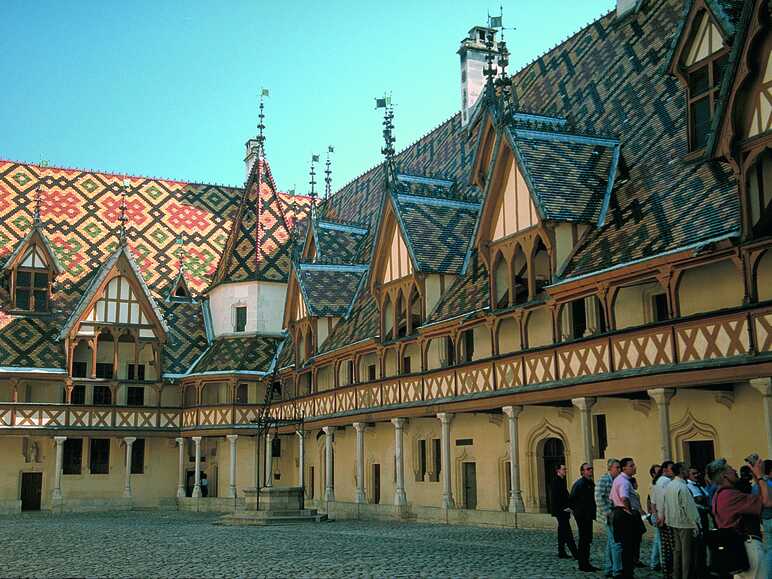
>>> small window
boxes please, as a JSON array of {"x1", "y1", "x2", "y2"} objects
[
  {"x1": 127, "y1": 364, "x2": 145, "y2": 381},
  {"x1": 236, "y1": 383, "x2": 248, "y2": 404},
  {"x1": 431, "y1": 438, "x2": 441, "y2": 482},
  {"x1": 593, "y1": 414, "x2": 608, "y2": 460},
  {"x1": 72, "y1": 362, "x2": 87, "y2": 378},
  {"x1": 418, "y1": 439, "x2": 427, "y2": 482},
  {"x1": 95, "y1": 363, "x2": 113, "y2": 380},
  {"x1": 127, "y1": 386, "x2": 144, "y2": 407},
  {"x1": 130, "y1": 439, "x2": 145, "y2": 474},
  {"x1": 461, "y1": 330, "x2": 475, "y2": 363},
  {"x1": 93, "y1": 385, "x2": 112, "y2": 405},
  {"x1": 234, "y1": 306, "x2": 247, "y2": 333},
  {"x1": 402, "y1": 356, "x2": 411, "y2": 374},
  {"x1": 89, "y1": 439, "x2": 110, "y2": 474},
  {"x1": 63, "y1": 439, "x2": 83, "y2": 475},
  {"x1": 71, "y1": 385, "x2": 86, "y2": 405},
  {"x1": 687, "y1": 52, "x2": 728, "y2": 151},
  {"x1": 271, "y1": 437, "x2": 282, "y2": 458},
  {"x1": 347, "y1": 360, "x2": 355, "y2": 384},
  {"x1": 443, "y1": 336, "x2": 456, "y2": 368},
  {"x1": 367, "y1": 364, "x2": 376, "y2": 381},
  {"x1": 651, "y1": 293, "x2": 669, "y2": 322},
  {"x1": 14, "y1": 266, "x2": 49, "y2": 312}
]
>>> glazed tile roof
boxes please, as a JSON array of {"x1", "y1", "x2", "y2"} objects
[
  {"x1": 191, "y1": 334, "x2": 282, "y2": 374},
  {"x1": 312, "y1": 219, "x2": 368, "y2": 263},
  {"x1": 426, "y1": 252, "x2": 490, "y2": 325},
  {"x1": 507, "y1": 127, "x2": 619, "y2": 224},
  {"x1": 163, "y1": 300, "x2": 209, "y2": 375},
  {"x1": 0, "y1": 313, "x2": 64, "y2": 370},
  {"x1": 296, "y1": 263, "x2": 367, "y2": 318},
  {"x1": 318, "y1": 292, "x2": 379, "y2": 355}
]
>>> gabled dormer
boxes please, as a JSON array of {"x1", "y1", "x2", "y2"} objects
[
  {"x1": 167, "y1": 269, "x2": 193, "y2": 303},
  {"x1": 1, "y1": 222, "x2": 63, "y2": 314},
  {"x1": 370, "y1": 174, "x2": 481, "y2": 341},
  {"x1": 474, "y1": 113, "x2": 620, "y2": 310}
]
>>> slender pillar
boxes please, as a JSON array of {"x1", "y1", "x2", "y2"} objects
[
  {"x1": 192, "y1": 436, "x2": 202, "y2": 498},
  {"x1": 175, "y1": 437, "x2": 185, "y2": 498},
  {"x1": 751, "y1": 378, "x2": 772, "y2": 457},
  {"x1": 322, "y1": 426, "x2": 335, "y2": 502},
  {"x1": 392, "y1": 418, "x2": 407, "y2": 507},
  {"x1": 648, "y1": 388, "x2": 675, "y2": 462},
  {"x1": 436, "y1": 413, "x2": 454, "y2": 509},
  {"x1": 123, "y1": 437, "x2": 136, "y2": 498},
  {"x1": 571, "y1": 397, "x2": 597, "y2": 466},
  {"x1": 52, "y1": 436, "x2": 67, "y2": 500},
  {"x1": 226, "y1": 435, "x2": 238, "y2": 498},
  {"x1": 503, "y1": 406, "x2": 525, "y2": 513},
  {"x1": 296, "y1": 430, "x2": 305, "y2": 490},
  {"x1": 265, "y1": 432, "x2": 274, "y2": 488},
  {"x1": 353, "y1": 422, "x2": 366, "y2": 503}
]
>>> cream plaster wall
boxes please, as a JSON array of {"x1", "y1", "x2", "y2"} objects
[
  {"x1": 209, "y1": 281, "x2": 287, "y2": 337},
  {"x1": 678, "y1": 260, "x2": 743, "y2": 316},
  {"x1": 526, "y1": 307, "x2": 553, "y2": 348},
  {"x1": 497, "y1": 317, "x2": 521, "y2": 354},
  {"x1": 614, "y1": 281, "x2": 662, "y2": 330}
]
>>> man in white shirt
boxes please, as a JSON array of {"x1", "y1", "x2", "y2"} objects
[
  {"x1": 662, "y1": 463, "x2": 700, "y2": 579},
  {"x1": 652, "y1": 460, "x2": 675, "y2": 578}
]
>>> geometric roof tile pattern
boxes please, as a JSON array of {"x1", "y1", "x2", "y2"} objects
[
  {"x1": 313, "y1": 219, "x2": 368, "y2": 263},
  {"x1": 427, "y1": 252, "x2": 490, "y2": 324},
  {"x1": 162, "y1": 300, "x2": 209, "y2": 375},
  {"x1": 297, "y1": 264, "x2": 367, "y2": 318},
  {"x1": 192, "y1": 334, "x2": 282, "y2": 374},
  {"x1": 318, "y1": 292, "x2": 380, "y2": 355}
]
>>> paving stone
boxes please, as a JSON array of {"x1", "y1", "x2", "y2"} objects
[{"x1": 0, "y1": 511, "x2": 664, "y2": 578}]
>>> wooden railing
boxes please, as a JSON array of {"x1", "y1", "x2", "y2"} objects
[{"x1": 0, "y1": 404, "x2": 181, "y2": 429}]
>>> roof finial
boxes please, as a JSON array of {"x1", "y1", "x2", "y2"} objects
[
  {"x1": 375, "y1": 95, "x2": 395, "y2": 162},
  {"x1": 256, "y1": 88, "x2": 269, "y2": 156},
  {"x1": 119, "y1": 179, "x2": 130, "y2": 245},
  {"x1": 309, "y1": 154, "x2": 319, "y2": 221},
  {"x1": 324, "y1": 146, "x2": 334, "y2": 199},
  {"x1": 493, "y1": 7, "x2": 511, "y2": 87},
  {"x1": 483, "y1": 24, "x2": 497, "y2": 87},
  {"x1": 175, "y1": 234, "x2": 186, "y2": 273},
  {"x1": 33, "y1": 184, "x2": 43, "y2": 228}
]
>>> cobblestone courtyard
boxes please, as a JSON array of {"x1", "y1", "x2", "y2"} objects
[{"x1": 0, "y1": 511, "x2": 661, "y2": 578}]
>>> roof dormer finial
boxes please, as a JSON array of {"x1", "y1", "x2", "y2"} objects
[
  {"x1": 375, "y1": 95, "x2": 396, "y2": 163},
  {"x1": 175, "y1": 234, "x2": 186, "y2": 273},
  {"x1": 119, "y1": 179, "x2": 130, "y2": 245},
  {"x1": 309, "y1": 154, "x2": 319, "y2": 221},
  {"x1": 33, "y1": 184, "x2": 43, "y2": 228},
  {"x1": 324, "y1": 146, "x2": 334, "y2": 199},
  {"x1": 256, "y1": 88, "x2": 269, "y2": 155}
]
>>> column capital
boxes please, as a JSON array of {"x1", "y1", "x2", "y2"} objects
[
  {"x1": 175, "y1": 437, "x2": 184, "y2": 445},
  {"x1": 123, "y1": 436, "x2": 137, "y2": 445},
  {"x1": 296, "y1": 429, "x2": 305, "y2": 439},
  {"x1": 647, "y1": 388, "x2": 675, "y2": 405},
  {"x1": 750, "y1": 377, "x2": 772, "y2": 396},
  {"x1": 391, "y1": 417, "x2": 406, "y2": 428},
  {"x1": 53, "y1": 436, "x2": 67, "y2": 444},
  {"x1": 436, "y1": 412, "x2": 453, "y2": 424},
  {"x1": 353, "y1": 422, "x2": 367, "y2": 433},
  {"x1": 265, "y1": 431, "x2": 275, "y2": 442},
  {"x1": 191, "y1": 436, "x2": 202, "y2": 443},
  {"x1": 322, "y1": 426, "x2": 335, "y2": 436},
  {"x1": 226, "y1": 434, "x2": 238, "y2": 443},
  {"x1": 571, "y1": 397, "x2": 597, "y2": 411},
  {"x1": 502, "y1": 405, "x2": 524, "y2": 419}
]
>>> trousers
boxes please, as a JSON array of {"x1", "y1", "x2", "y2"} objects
[
  {"x1": 575, "y1": 516, "x2": 594, "y2": 567},
  {"x1": 671, "y1": 527, "x2": 695, "y2": 579},
  {"x1": 556, "y1": 513, "x2": 578, "y2": 557}
]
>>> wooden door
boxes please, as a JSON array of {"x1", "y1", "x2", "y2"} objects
[
  {"x1": 20, "y1": 472, "x2": 42, "y2": 511},
  {"x1": 542, "y1": 437, "x2": 565, "y2": 513},
  {"x1": 463, "y1": 462, "x2": 477, "y2": 510},
  {"x1": 372, "y1": 463, "x2": 381, "y2": 504},
  {"x1": 686, "y1": 440, "x2": 715, "y2": 473}
]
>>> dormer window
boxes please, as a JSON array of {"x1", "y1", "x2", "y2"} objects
[
  {"x1": 14, "y1": 247, "x2": 50, "y2": 312},
  {"x1": 234, "y1": 306, "x2": 247, "y2": 333},
  {"x1": 688, "y1": 52, "x2": 728, "y2": 150}
]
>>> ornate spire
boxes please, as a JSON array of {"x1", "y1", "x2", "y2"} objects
[
  {"x1": 256, "y1": 88, "x2": 269, "y2": 156},
  {"x1": 175, "y1": 234, "x2": 186, "y2": 274},
  {"x1": 33, "y1": 185, "x2": 43, "y2": 228},
  {"x1": 118, "y1": 179, "x2": 130, "y2": 245},
  {"x1": 483, "y1": 28, "x2": 497, "y2": 87},
  {"x1": 324, "y1": 146, "x2": 334, "y2": 199},
  {"x1": 493, "y1": 7, "x2": 510, "y2": 87}
]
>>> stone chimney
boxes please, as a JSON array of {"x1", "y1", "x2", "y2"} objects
[
  {"x1": 458, "y1": 26, "x2": 498, "y2": 126},
  {"x1": 244, "y1": 138, "x2": 259, "y2": 182}
]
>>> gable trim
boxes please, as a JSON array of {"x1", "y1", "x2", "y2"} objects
[{"x1": 395, "y1": 193, "x2": 481, "y2": 211}]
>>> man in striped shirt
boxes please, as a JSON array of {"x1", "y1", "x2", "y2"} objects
[{"x1": 596, "y1": 458, "x2": 622, "y2": 578}]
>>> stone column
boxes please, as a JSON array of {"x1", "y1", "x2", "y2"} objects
[
  {"x1": 322, "y1": 426, "x2": 335, "y2": 502},
  {"x1": 192, "y1": 436, "x2": 202, "y2": 498},
  {"x1": 226, "y1": 435, "x2": 238, "y2": 498},
  {"x1": 648, "y1": 388, "x2": 675, "y2": 462},
  {"x1": 502, "y1": 405, "x2": 525, "y2": 513},
  {"x1": 296, "y1": 430, "x2": 305, "y2": 489},
  {"x1": 123, "y1": 437, "x2": 136, "y2": 498},
  {"x1": 392, "y1": 418, "x2": 407, "y2": 507},
  {"x1": 265, "y1": 432, "x2": 274, "y2": 488},
  {"x1": 52, "y1": 436, "x2": 67, "y2": 500},
  {"x1": 751, "y1": 378, "x2": 772, "y2": 457},
  {"x1": 436, "y1": 413, "x2": 454, "y2": 509},
  {"x1": 571, "y1": 397, "x2": 597, "y2": 466},
  {"x1": 175, "y1": 437, "x2": 185, "y2": 498},
  {"x1": 353, "y1": 422, "x2": 366, "y2": 504}
]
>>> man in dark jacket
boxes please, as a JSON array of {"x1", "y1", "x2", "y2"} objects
[
  {"x1": 550, "y1": 463, "x2": 579, "y2": 560},
  {"x1": 571, "y1": 462, "x2": 599, "y2": 572}
]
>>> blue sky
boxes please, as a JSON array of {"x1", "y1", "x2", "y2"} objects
[{"x1": 0, "y1": 1, "x2": 614, "y2": 192}]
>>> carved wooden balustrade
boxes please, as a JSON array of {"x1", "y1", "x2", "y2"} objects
[{"x1": 0, "y1": 403, "x2": 181, "y2": 430}]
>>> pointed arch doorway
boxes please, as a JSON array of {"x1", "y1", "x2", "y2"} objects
[{"x1": 540, "y1": 437, "x2": 565, "y2": 514}]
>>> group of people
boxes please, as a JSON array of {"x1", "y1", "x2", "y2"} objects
[{"x1": 548, "y1": 455, "x2": 772, "y2": 578}]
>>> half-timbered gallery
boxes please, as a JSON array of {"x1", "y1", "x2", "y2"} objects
[{"x1": 0, "y1": 0, "x2": 770, "y2": 524}]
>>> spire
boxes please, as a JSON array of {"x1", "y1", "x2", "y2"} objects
[
  {"x1": 309, "y1": 154, "x2": 319, "y2": 220},
  {"x1": 493, "y1": 7, "x2": 510, "y2": 88},
  {"x1": 483, "y1": 28, "x2": 497, "y2": 88},
  {"x1": 33, "y1": 184, "x2": 43, "y2": 228},
  {"x1": 175, "y1": 234, "x2": 186, "y2": 274},
  {"x1": 118, "y1": 179, "x2": 130, "y2": 246},
  {"x1": 256, "y1": 88, "x2": 269, "y2": 156},
  {"x1": 324, "y1": 146, "x2": 334, "y2": 199},
  {"x1": 375, "y1": 95, "x2": 396, "y2": 186}
]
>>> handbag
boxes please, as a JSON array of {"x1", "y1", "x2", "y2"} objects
[{"x1": 706, "y1": 489, "x2": 750, "y2": 575}]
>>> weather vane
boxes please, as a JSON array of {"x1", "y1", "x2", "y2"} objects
[
  {"x1": 309, "y1": 154, "x2": 319, "y2": 201},
  {"x1": 257, "y1": 88, "x2": 269, "y2": 154},
  {"x1": 375, "y1": 95, "x2": 395, "y2": 161},
  {"x1": 324, "y1": 146, "x2": 334, "y2": 199}
]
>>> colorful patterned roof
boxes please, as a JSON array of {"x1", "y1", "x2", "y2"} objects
[
  {"x1": 318, "y1": 292, "x2": 379, "y2": 355},
  {"x1": 312, "y1": 219, "x2": 368, "y2": 263},
  {"x1": 297, "y1": 263, "x2": 367, "y2": 318},
  {"x1": 191, "y1": 334, "x2": 282, "y2": 374},
  {"x1": 506, "y1": 127, "x2": 619, "y2": 224},
  {"x1": 163, "y1": 300, "x2": 209, "y2": 375},
  {"x1": 426, "y1": 252, "x2": 489, "y2": 325}
]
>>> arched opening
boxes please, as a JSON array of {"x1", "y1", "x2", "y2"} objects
[
  {"x1": 532, "y1": 237, "x2": 551, "y2": 297},
  {"x1": 117, "y1": 332, "x2": 135, "y2": 380},
  {"x1": 383, "y1": 295, "x2": 394, "y2": 340},
  {"x1": 337, "y1": 358, "x2": 355, "y2": 386},
  {"x1": 525, "y1": 307, "x2": 553, "y2": 349},
  {"x1": 497, "y1": 317, "x2": 521, "y2": 354},
  {"x1": 72, "y1": 340, "x2": 92, "y2": 378},
  {"x1": 396, "y1": 292, "x2": 407, "y2": 338},
  {"x1": 409, "y1": 286, "x2": 422, "y2": 333},
  {"x1": 493, "y1": 251, "x2": 510, "y2": 309},
  {"x1": 512, "y1": 244, "x2": 528, "y2": 305},
  {"x1": 316, "y1": 364, "x2": 334, "y2": 392},
  {"x1": 384, "y1": 349, "x2": 399, "y2": 378},
  {"x1": 613, "y1": 280, "x2": 669, "y2": 330},
  {"x1": 358, "y1": 352, "x2": 379, "y2": 382},
  {"x1": 95, "y1": 331, "x2": 115, "y2": 379},
  {"x1": 677, "y1": 260, "x2": 743, "y2": 316},
  {"x1": 746, "y1": 140, "x2": 772, "y2": 238},
  {"x1": 558, "y1": 296, "x2": 607, "y2": 341},
  {"x1": 458, "y1": 325, "x2": 492, "y2": 363},
  {"x1": 183, "y1": 384, "x2": 198, "y2": 407},
  {"x1": 539, "y1": 437, "x2": 565, "y2": 513},
  {"x1": 756, "y1": 250, "x2": 772, "y2": 302},
  {"x1": 425, "y1": 336, "x2": 455, "y2": 370},
  {"x1": 401, "y1": 343, "x2": 420, "y2": 375}
]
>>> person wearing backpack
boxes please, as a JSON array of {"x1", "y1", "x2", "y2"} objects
[{"x1": 707, "y1": 456, "x2": 772, "y2": 578}]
